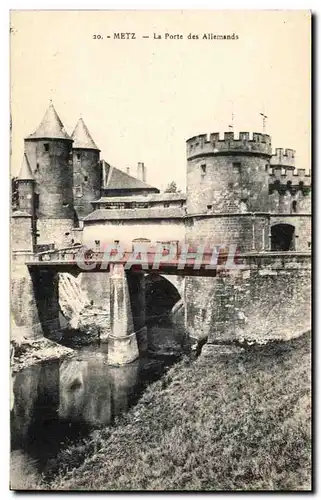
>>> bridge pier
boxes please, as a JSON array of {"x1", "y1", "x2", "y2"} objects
[
  {"x1": 127, "y1": 271, "x2": 148, "y2": 354},
  {"x1": 11, "y1": 259, "x2": 44, "y2": 341},
  {"x1": 11, "y1": 257, "x2": 61, "y2": 342},
  {"x1": 107, "y1": 264, "x2": 140, "y2": 365},
  {"x1": 31, "y1": 268, "x2": 61, "y2": 341}
]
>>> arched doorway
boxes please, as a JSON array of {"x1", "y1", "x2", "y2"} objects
[{"x1": 271, "y1": 223, "x2": 295, "y2": 251}]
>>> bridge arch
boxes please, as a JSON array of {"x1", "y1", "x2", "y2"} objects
[{"x1": 144, "y1": 273, "x2": 181, "y2": 325}]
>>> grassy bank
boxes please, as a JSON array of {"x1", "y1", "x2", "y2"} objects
[{"x1": 44, "y1": 332, "x2": 311, "y2": 491}]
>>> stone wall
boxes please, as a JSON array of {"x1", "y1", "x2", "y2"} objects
[
  {"x1": 186, "y1": 215, "x2": 257, "y2": 252},
  {"x1": 36, "y1": 218, "x2": 75, "y2": 248},
  {"x1": 185, "y1": 264, "x2": 311, "y2": 344},
  {"x1": 11, "y1": 216, "x2": 34, "y2": 252}
]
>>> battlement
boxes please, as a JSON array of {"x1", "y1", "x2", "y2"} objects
[
  {"x1": 186, "y1": 132, "x2": 272, "y2": 159},
  {"x1": 269, "y1": 166, "x2": 311, "y2": 188},
  {"x1": 270, "y1": 148, "x2": 296, "y2": 168}
]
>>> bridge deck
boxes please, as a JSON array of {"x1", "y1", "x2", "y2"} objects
[{"x1": 22, "y1": 250, "x2": 311, "y2": 276}]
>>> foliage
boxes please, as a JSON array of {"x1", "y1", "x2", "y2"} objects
[{"x1": 164, "y1": 181, "x2": 178, "y2": 193}]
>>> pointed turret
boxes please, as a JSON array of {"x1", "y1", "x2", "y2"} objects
[
  {"x1": 26, "y1": 102, "x2": 71, "y2": 140},
  {"x1": 17, "y1": 154, "x2": 34, "y2": 181},
  {"x1": 71, "y1": 118, "x2": 100, "y2": 150}
]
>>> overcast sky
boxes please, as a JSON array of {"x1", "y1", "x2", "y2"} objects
[{"x1": 10, "y1": 10, "x2": 310, "y2": 191}]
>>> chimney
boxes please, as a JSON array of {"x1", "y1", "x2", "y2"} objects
[
  {"x1": 137, "y1": 162, "x2": 146, "y2": 182},
  {"x1": 126, "y1": 166, "x2": 130, "y2": 175}
]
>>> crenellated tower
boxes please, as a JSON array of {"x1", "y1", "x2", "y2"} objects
[
  {"x1": 71, "y1": 117, "x2": 101, "y2": 220},
  {"x1": 185, "y1": 132, "x2": 272, "y2": 251},
  {"x1": 186, "y1": 132, "x2": 272, "y2": 215},
  {"x1": 269, "y1": 148, "x2": 311, "y2": 214}
]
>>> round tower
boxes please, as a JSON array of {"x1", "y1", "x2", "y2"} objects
[
  {"x1": 72, "y1": 117, "x2": 101, "y2": 220},
  {"x1": 24, "y1": 103, "x2": 75, "y2": 247},
  {"x1": 24, "y1": 103, "x2": 74, "y2": 220}
]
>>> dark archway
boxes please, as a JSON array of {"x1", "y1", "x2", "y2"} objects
[
  {"x1": 145, "y1": 273, "x2": 181, "y2": 326},
  {"x1": 271, "y1": 223, "x2": 295, "y2": 251}
]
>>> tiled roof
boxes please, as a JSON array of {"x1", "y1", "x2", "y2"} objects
[
  {"x1": 17, "y1": 154, "x2": 34, "y2": 181},
  {"x1": 105, "y1": 165, "x2": 159, "y2": 192},
  {"x1": 92, "y1": 192, "x2": 186, "y2": 203},
  {"x1": 71, "y1": 118, "x2": 100, "y2": 150},
  {"x1": 84, "y1": 207, "x2": 185, "y2": 222},
  {"x1": 26, "y1": 103, "x2": 71, "y2": 141}
]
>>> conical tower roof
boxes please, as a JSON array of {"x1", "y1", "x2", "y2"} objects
[
  {"x1": 26, "y1": 103, "x2": 72, "y2": 141},
  {"x1": 71, "y1": 117, "x2": 100, "y2": 150},
  {"x1": 17, "y1": 154, "x2": 34, "y2": 181}
]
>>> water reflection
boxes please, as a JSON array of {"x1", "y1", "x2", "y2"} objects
[
  {"x1": 11, "y1": 346, "x2": 169, "y2": 481},
  {"x1": 58, "y1": 353, "x2": 140, "y2": 426}
]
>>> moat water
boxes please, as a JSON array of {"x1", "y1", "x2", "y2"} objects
[{"x1": 10, "y1": 322, "x2": 185, "y2": 489}]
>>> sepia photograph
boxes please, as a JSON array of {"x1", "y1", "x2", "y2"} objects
[{"x1": 9, "y1": 9, "x2": 311, "y2": 491}]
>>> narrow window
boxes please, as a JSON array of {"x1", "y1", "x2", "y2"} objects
[
  {"x1": 292, "y1": 200, "x2": 297, "y2": 213},
  {"x1": 44, "y1": 143, "x2": 49, "y2": 152},
  {"x1": 84, "y1": 175, "x2": 88, "y2": 182},
  {"x1": 164, "y1": 202, "x2": 170, "y2": 208},
  {"x1": 77, "y1": 153, "x2": 81, "y2": 160},
  {"x1": 201, "y1": 164, "x2": 206, "y2": 174},
  {"x1": 207, "y1": 204, "x2": 213, "y2": 210}
]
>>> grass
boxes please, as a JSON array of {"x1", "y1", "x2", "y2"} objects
[{"x1": 43, "y1": 332, "x2": 311, "y2": 491}]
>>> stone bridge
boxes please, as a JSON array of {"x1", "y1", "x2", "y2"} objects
[{"x1": 11, "y1": 246, "x2": 311, "y2": 364}]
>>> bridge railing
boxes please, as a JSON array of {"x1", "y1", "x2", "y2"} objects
[{"x1": 25, "y1": 247, "x2": 311, "y2": 272}]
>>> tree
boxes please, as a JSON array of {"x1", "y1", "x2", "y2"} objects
[{"x1": 164, "y1": 181, "x2": 177, "y2": 193}]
